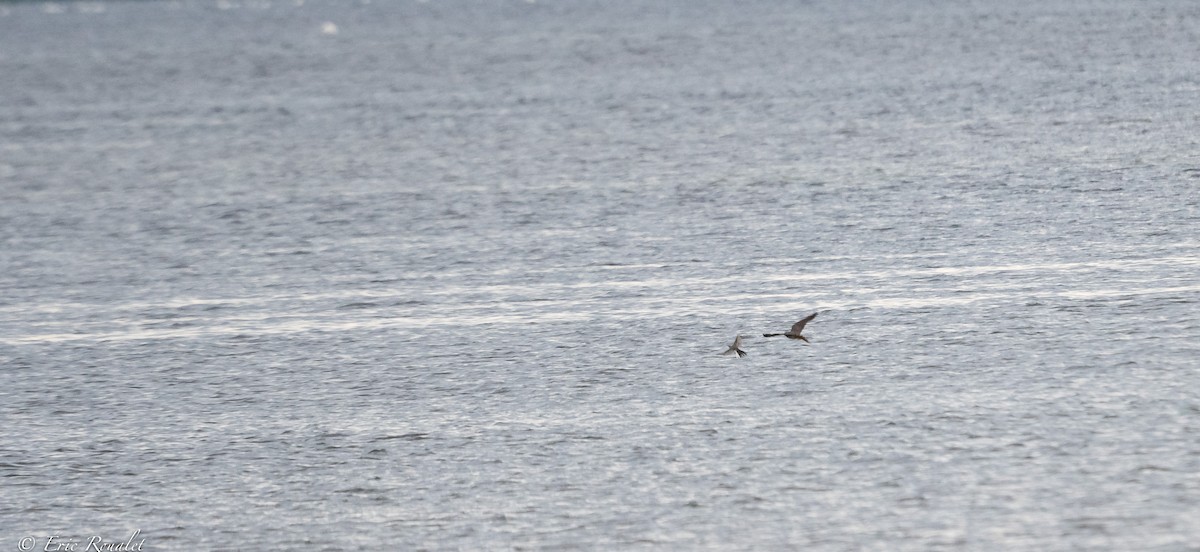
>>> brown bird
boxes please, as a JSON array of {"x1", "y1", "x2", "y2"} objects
[
  {"x1": 720, "y1": 335, "x2": 748, "y2": 357},
  {"x1": 763, "y1": 312, "x2": 818, "y2": 343}
]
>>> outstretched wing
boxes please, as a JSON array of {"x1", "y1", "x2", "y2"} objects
[
  {"x1": 789, "y1": 312, "x2": 818, "y2": 334},
  {"x1": 720, "y1": 335, "x2": 746, "y2": 356}
]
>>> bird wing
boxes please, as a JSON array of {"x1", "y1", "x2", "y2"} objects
[
  {"x1": 789, "y1": 312, "x2": 818, "y2": 334},
  {"x1": 720, "y1": 335, "x2": 744, "y2": 356}
]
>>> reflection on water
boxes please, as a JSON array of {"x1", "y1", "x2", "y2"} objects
[{"x1": 4, "y1": 250, "x2": 1197, "y2": 344}]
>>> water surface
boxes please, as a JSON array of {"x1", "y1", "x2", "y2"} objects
[{"x1": 2, "y1": 0, "x2": 1199, "y2": 549}]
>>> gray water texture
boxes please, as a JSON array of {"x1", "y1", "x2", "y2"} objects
[{"x1": 2, "y1": 0, "x2": 1199, "y2": 550}]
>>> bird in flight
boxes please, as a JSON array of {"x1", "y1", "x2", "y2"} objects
[
  {"x1": 720, "y1": 335, "x2": 748, "y2": 357},
  {"x1": 763, "y1": 312, "x2": 818, "y2": 343}
]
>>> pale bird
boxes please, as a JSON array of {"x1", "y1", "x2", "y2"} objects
[
  {"x1": 720, "y1": 335, "x2": 748, "y2": 357},
  {"x1": 763, "y1": 312, "x2": 818, "y2": 343}
]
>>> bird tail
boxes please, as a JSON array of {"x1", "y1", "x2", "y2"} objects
[{"x1": 762, "y1": 333, "x2": 783, "y2": 337}]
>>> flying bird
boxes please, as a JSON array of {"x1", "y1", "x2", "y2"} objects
[
  {"x1": 720, "y1": 335, "x2": 748, "y2": 357},
  {"x1": 763, "y1": 312, "x2": 818, "y2": 343}
]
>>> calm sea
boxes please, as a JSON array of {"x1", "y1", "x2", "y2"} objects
[{"x1": 2, "y1": 0, "x2": 1198, "y2": 549}]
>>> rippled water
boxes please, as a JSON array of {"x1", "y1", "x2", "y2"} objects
[{"x1": 2, "y1": 0, "x2": 1199, "y2": 549}]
